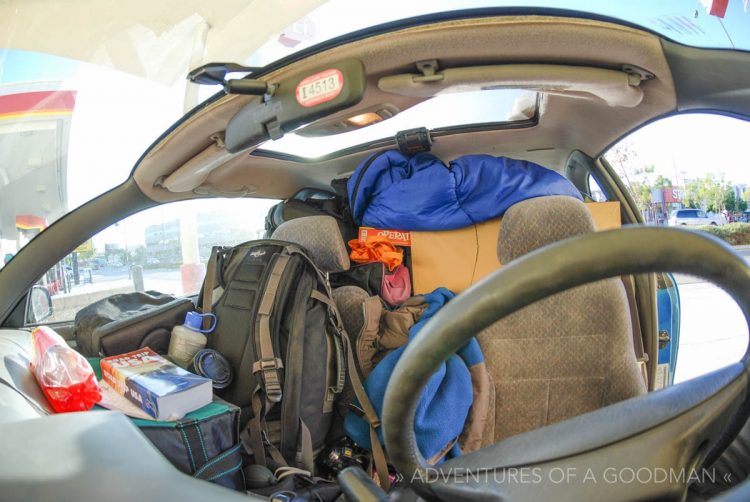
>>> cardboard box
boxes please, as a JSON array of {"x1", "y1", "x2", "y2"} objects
[{"x1": 411, "y1": 202, "x2": 620, "y2": 294}]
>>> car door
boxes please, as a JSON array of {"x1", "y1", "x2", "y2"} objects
[{"x1": 605, "y1": 112, "x2": 750, "y2": 385}]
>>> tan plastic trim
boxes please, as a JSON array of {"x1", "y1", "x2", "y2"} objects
[
  {"x1": 379, "y1": 64, "x2": 645, "y2": 107},
  {"x1": 161, "y1": 136, "x2": 250, "y2": 193}
]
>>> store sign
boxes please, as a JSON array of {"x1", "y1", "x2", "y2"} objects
[{"x1": 663, "y1": 187, "x2": 683, "y2": 204}]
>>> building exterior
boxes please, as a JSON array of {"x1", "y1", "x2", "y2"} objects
[
  {"x1": 649, "y1": 186, "x2": 683, "y2": 225},
  {"x1": 0, "y1": 82, "x2": 76, "y2": 258},
  {"x1": 144, "y1": 209, "x2": 265, "y2": 266}
]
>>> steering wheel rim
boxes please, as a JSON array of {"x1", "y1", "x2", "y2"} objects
[{"x1": 382, "y1": 226, "x2": 750, "y2": 498}]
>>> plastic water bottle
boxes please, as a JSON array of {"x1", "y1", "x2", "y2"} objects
[{"x1": 168, "y1": 312, "x2": 217, "y2": 368}]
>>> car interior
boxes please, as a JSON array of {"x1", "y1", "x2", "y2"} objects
[{"x1": 2, "y1": 10, "x2": 750, "y2": 501}]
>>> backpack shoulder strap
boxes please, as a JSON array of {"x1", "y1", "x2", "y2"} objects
[
  {"x1": 285, "y1": 244, "x2": 389, "y2": 487},
  {"x1": 308, "y1": 288, "x2": 391, "y2": 491},
  {"x1": 252, "y1": 253, "x2": 289, "y2": 403}
]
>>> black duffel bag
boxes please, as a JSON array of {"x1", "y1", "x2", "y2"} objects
[
  {"x1": 264, "y1": 188, "x2": 356, "y2": 243},
  {"x1": 75, "y1": 291, "x2": 192, "y2": 357},
  {"x1": 89, "y1": 358, "x2": 245, "y2": 491}
]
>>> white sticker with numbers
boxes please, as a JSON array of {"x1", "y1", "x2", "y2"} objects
[{"x1": 295, "y1": 69, "x2": 344, "y2": 107}]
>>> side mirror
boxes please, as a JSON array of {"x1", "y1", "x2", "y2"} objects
[{"x1": 25, "y1": 285, "x2": 53, "y2": 324}]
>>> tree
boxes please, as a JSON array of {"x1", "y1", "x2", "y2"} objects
[
  {"x1": 129, "y1": 245, "x2": 147, "y2": 266},
  {"x1": 653, "y1": 175, "x2": 673, "y2": 189},
  {"x1": 724, "y1": 188, "x2": 738, "y2": 212},
  {"x1": 605, "y1": 141, "x2": 654, "y2": 212},
  {"x1": 684, "y1": 173, "x2": 729, "y2": 213},
  {"x1": 77, "y1": 245, "x2": 97, "y2": 261},
  {"x1": 740, "y1": 199, "x2": 748, "y2": 212}
]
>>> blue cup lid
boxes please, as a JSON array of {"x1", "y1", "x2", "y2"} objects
[
  {"x1": 183, "y1": 311, "x2": 217, "y2": 333},
  {"x1": 184, "y1": 311, "x2": 203, "y2": 331}
]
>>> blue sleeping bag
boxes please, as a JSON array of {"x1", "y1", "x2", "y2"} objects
[{"x1": 348, "y1": 150, "x2": 582, "y2": 231}]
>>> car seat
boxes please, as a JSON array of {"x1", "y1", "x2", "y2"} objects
[
  {"x1": 270, "y1": 214, "x2": 371, "y2": 339},
  {"x1": 477, "y1": 195, "x2": 647, "y2": 441}
]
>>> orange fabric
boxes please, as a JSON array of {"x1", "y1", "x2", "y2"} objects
[{"x1": 349, "y1": 235, "x2": 403, "y2": 271}]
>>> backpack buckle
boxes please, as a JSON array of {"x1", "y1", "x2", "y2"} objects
[
  {"x1": 254, "y1": 357, "x2": 284, "y2": 372},
  {"x1": 253, "y1": 357, "x2": 284, "y2": 402}
]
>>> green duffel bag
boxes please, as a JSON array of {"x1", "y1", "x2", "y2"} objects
[{"x1": 89, "y1": 358, "x2": 245, "y2": 491}]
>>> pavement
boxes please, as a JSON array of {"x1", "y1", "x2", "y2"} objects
[{"x1": 673, "y1": 246, "x2": 750, "y2": 383}]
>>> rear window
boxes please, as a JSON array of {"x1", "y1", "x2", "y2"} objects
[{"x1": 255, "y1": 89, "x2": 537, "y2": 159}]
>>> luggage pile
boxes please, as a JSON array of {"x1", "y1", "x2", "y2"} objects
[{"x1": 58, "y1": 149, "x2": 583, "y2": 498}]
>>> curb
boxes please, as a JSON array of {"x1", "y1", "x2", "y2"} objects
[{"x1": 733, "y1": 245, "x2": 750, "y2": 251}]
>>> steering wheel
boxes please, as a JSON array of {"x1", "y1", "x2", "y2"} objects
[{"x1": 382, "y1": 227, "x2": 750, "y2": 500}]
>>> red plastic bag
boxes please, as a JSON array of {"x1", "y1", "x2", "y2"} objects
[{"x1": 30, "y1": 326, "x2": 102, "y2": 412}]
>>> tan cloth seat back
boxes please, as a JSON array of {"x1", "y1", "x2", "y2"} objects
[{"x1": 477, "y1": 196, "x2": 647, "y2": 441}]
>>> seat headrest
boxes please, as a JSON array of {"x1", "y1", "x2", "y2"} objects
[
  {"x1": 498, "y1": 196, "x2": 596, "y2": 263},
  {"x1": 271, "y1": 215, "x2": 350, "y2": 273}
]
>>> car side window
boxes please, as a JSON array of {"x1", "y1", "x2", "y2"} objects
[
  {"x1": 605, "y1": 113, "x2": 750, "y2": 384},
  {"x1": 27, "y1": 198, "x2": 277, "y2": 325},
  {"x1": 587, "y1": 174, "x2": 607, "y2": 201}
]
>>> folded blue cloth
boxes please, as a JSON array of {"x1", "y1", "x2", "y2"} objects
[{"x1": 345, "y1": 287, "x2": 484, "y2": 462}]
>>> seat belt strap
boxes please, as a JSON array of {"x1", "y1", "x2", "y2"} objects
[
  {"x1": 621, "y1": 275, "x2": 648, "y2": 386},
  {"x1": 201, "y1": 247, "x2": 219, "y2": 330}
]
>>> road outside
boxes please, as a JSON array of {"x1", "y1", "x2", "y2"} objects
[
  {"x1": 48, "y1": 265, "x2": 183, "y2": 322},
  {"x1": 673, "y1": 245, "x2": 750, "y2": 383}
]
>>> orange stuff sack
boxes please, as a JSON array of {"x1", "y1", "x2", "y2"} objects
[{"x1": 349, "y1": 235, "x2": 403, "y2": 271}]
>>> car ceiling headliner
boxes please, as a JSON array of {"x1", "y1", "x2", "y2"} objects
[{"x1": 133, "y1": 14, "x2": 680, "y2": 203}]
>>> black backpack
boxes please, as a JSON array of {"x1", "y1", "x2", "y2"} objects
[{"x1": 198, "y1": 240, "x2": 383, "y2": 478}]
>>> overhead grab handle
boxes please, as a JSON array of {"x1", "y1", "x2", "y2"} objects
[
  {"x1": 159, "y1": 133, "x2": 246, "y2": 193},
  {"x1": 379, "y1": 63, "x2": 653, "y2": 108}
]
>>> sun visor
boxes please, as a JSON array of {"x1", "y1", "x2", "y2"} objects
[
  {"x1": 225, "y1": 59, "x2": 367, "y2": 153},
  {"x1": 378, "y1": 64, "x2": 649, "y2": 108}
]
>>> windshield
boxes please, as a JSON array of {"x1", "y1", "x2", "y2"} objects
[
  {"x1": 2, "y1": 0, "x2": 749, "y2": 262},
  {"x1": 0, "y1": 49, "x2": 189, "y2": 262}
]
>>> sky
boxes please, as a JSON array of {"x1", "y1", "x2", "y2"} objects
[
  {"x1": 3, "y1": 1, "x2": 750, "y2": 254},
  {"x1": 612, "y1": 113, "x2": 750, "y2": 188},
  {"x1": 244, "y1": 0, "x2": 750, "y2": 68}
]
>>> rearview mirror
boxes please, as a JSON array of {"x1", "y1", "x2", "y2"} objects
[
  {"x1": 25, "y1": 285, "x2": 53, "y2": 324},
  {"x1": 225, "y1": 59, "x2": 366, "y2": 153}
]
